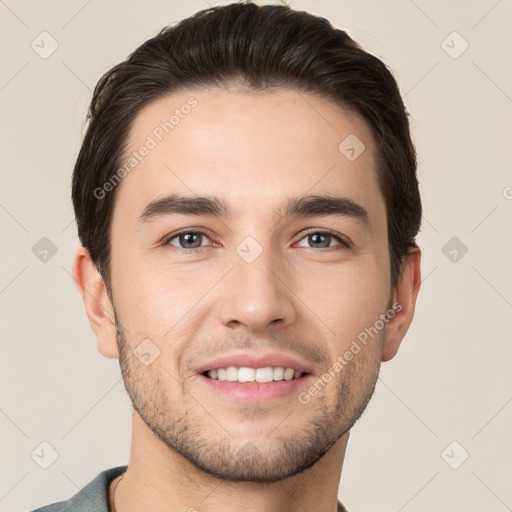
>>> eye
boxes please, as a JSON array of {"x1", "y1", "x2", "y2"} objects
[
  {"x1": 165, "y1": 230, "x2": 212, "y2": 250},
  {"x1": 295, "y1": 230, "x2": 349, "y2": 249},
  {"x1": 162, "y1": 229, "x2": 349, "y2": 252}
]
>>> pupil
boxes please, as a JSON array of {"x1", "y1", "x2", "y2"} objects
[
  {"x1": 182, "y1": 233, "x2": 200, "y2": 248},
  {"x1": 310, "y1": 233, "x2": 329, "y2": 248}
]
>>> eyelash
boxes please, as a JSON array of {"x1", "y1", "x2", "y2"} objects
[{"x1": 162, "y1": 229, "x2": 350, "y2": 253}]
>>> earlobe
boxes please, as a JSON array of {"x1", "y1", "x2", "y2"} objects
[
  {"x1": 381, "y1": 247, "x2": 422, "y2": 362},
  {"x1": 72, "y1": 247, "x2": 119, "y2": 359}
]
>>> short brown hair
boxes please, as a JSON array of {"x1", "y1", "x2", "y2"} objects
[{"x1": 72, "y1": 2, "x2": 421, "y2": 291}]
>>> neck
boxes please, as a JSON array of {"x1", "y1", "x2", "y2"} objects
[{"x1": 112, "y1": 410, "x2": 349, "y2": 512}]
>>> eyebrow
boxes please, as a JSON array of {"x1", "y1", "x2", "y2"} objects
[{"x1": 138, "y1": 193, "x2": 370, "y2": 227}]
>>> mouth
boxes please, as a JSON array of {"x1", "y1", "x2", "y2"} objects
[
  {"x1": 196, "y1": 353, "x2": 313, "y2": 403},
  {"x1": 202, "y1": 366, "x2": 307, "y2": 383}
]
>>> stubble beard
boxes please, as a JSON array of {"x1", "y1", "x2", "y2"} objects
[{"x1": 114, "y1": 313, "x2": 381, "y2": 483}]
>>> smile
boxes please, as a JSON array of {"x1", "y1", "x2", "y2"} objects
[{"x1": 204, "y1": 366, "x2": 305, "y2": 383}]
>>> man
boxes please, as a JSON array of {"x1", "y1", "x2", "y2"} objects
[{"x1": 32, "y1": 2, "x2": 421, "y2": 511}]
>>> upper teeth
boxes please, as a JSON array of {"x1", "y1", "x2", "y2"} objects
[{"x1": 207, "y1": 366, "x2": 303, "y2": 383}]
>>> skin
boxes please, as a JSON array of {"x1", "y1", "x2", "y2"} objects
[{"x1": 73, "y1": 87, "x2": 421, "y2": 512}]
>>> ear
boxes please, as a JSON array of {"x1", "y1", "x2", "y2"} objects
[
  {"x1": 381, "y1": 247, "x2": 421, "y2": 362},
  {"x1": 72, "y1": 247, "x2": 119, "y2": 359}
]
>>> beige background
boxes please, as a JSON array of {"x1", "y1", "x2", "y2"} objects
[{"x1": 1, "y1": 1, "x2": 511, "y2": 511}]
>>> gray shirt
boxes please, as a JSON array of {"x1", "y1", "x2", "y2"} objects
[{"x1": 29, "y1": 465, "x2": 348, "y2": 511}]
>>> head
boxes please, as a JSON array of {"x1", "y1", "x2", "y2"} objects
[{"x1": 72, "y1": 3, "x2": 422, "y2": 483}]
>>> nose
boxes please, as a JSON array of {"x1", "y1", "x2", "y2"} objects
[{"x1": 216, "y1": 247, "x2": 297, "y2": 333}]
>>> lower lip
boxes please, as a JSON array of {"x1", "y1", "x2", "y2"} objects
[{"x1": 198, "y1": 374, "x2": 312, "y2": 402}]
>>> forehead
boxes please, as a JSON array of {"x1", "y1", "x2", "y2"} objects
[{"x1": 113, "y1": 87, "x2": 385, "y2": 227}]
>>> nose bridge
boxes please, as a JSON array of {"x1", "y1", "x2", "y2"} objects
[{"x1": 217, "y1": 236, "x2": 296, "y2": 331}]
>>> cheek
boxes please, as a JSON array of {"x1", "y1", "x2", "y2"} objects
[
  {"x1": 296, "y1": 258, "x2": 390, "y2": 349},
  {"x1": 110, "y1": 251, "x2": 220, "y2": 345}
]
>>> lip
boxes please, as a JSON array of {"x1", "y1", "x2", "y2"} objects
[
  {"x1": 198, "y1": 373, "x2": 313, "y2": 402},
  {"x1": 195, "y1": 352, "x2": 313, "y2": 375}
]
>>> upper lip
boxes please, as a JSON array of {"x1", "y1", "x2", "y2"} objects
[{"x1": 196, "y1": 352, "x2": 313, "y2": 375}]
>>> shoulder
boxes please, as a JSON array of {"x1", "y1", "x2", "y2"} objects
[{"x1": 28, "y1": 465, "x2": 128, "y2": 512}]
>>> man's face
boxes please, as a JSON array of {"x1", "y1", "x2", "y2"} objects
[{"x1": 108, "y1": 87, "x2": 393, "y2": 482}]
